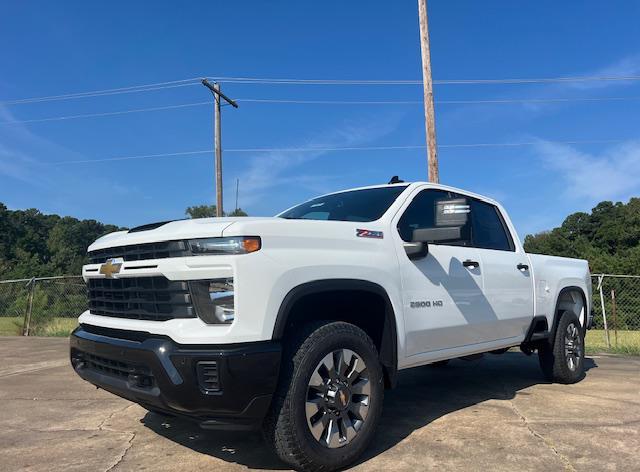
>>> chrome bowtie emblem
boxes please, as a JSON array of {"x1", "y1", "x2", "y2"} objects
[{"x1": 99, "y1": 258, "x2": 123, "y2": 278}]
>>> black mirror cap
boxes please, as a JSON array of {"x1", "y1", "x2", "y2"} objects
[
  {"x1": 403, "y1": 241, "x2": 428, "y2": 260},
  {"x1": 412, "y1": 226, "x2": 462, "y2": 243}
]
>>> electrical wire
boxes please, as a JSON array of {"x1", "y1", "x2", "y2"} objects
[
  {"x1": 3, "y1": 96, "x2": 640, "y2": 125},
  {"x1": 4, "y1": 73, "x2": 640, "y2": 106},
  {"x1": 49, "y1": 139, "x2": 628, "y2": 165}
]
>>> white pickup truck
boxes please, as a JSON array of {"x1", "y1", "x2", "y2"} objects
[{"x1": 70, "y1": 181, "x2": 593, "y2": 471}]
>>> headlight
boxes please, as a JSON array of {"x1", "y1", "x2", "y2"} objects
[
  {"x1": 188, "y1": 237, "x2": 261, "y2": 255},
  {"x1": 189, "y1": 279, "x2": 235, "y2": 324}
]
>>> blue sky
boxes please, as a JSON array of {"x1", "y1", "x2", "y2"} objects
[{"x1": 1, "y1": 1, "x2": 640, "y2": 239}]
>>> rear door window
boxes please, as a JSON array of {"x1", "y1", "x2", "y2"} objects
[{"x1": 470, "y1": 200, "x2": 514, "y2": 251}]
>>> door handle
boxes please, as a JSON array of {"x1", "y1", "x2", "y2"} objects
[
  {"x1": 463, "y1": 259, "x2": 479, "y2": 269},
  {"x1": 517, "y1": 263, "x2": 529, "y2": 271}
]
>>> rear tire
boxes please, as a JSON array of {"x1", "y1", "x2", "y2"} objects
[
  {"x1": 538, "y1": 310, "x2": 585, "y2": 384},
  {"x1": 263, "y1": 321, "x2": 384, "y2": 471}
]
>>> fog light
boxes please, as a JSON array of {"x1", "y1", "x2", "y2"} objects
[{"x1": 190, "y1": 279, "x2": 235, "y2": 324}]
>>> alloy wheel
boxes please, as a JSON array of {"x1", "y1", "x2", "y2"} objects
[{"x1": 305, "y1": 349, "x2": 371, "y2": 448}]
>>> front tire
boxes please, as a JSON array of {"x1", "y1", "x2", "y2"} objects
[
  {"x1": 263, "y1": 321, "x2": 384, "y2": 471},
  {"x1": 538, "y1": 310, "x2": 585, "y2": 384}
]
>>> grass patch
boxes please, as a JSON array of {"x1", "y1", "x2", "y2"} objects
[
  {"x1": 586, "y1": 329, "x2": 640, "y2": 356},
  {"x1": 0, "y1": 317, "x2": 22, "y2": 336},
  {"x1": 0, "y1": 316, "x2": 78, "y2": 337}
]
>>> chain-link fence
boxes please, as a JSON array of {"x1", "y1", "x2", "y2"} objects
[
  {"x1": 0, "y1": 274, "x2": 639, "y2": 352},
  {"x1": 590, "y1": 274, "x2": 640, "y2": 354},
  {"x1": 0, "y1": 276, "x2": 85, "y2": 336}
]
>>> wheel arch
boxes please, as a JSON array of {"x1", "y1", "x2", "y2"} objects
[
  {"x1": 550, "y1": 285, "x2": 588, "y2": 341},
  {"x1": 272, "y1": 279, "x2": 398, "y2": 388}
]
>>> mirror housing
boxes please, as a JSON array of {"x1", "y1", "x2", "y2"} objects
[
  {"x1": 403, "y1": 241, "x2": 428, "y2": 260},
  {"x1": 413, "y1": 226, "x2": 462, "y2": 243},
  {"x1": 402, "y1": 197, "x2": 470, "y2": 260}
]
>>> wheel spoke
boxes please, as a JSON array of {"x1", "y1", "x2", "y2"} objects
[
  {"x1": 333, "y1": 350, "x2": 346, "y2": 378},
  {"x1": 349, "y1": 396, "x2": 370, "y2": 421},
  {"x1": 319, "y1": 353, "x2": 336, "y2": 381},
  {"x1": 308, "y1": 413, "x2": 326, "y2": 441},
  {"x1": 325, "y1": 418, "x2": 341, "y2": 448},
  {"x1": 340, "y1": 412, "x2": 358, "y2": 443},
  {"x1": 309, "y1": 368, "x2": 325, "y2": 390},
  {"x1": 306, "y1": 397, "x2": 323, "y2": 418},
  {"x1": 351, "y1": 377, "x2": 371, "y2": 396}
]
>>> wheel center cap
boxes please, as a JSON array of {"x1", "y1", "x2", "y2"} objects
[{"x1": 327, "y1": 385, "x2": 351, "y2": 410}]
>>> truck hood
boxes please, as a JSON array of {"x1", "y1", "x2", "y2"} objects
[
  {"x1": 89, "y1": 217, "x2": 382, "y2": 251},
  {"x1": 88, "y1": 217, "x2": 274, "y2": 251}
]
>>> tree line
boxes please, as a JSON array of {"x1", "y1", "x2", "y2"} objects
[
  {"x1": 1, "y1": 199, "x2": 638, "y2": 280},
  {"x1": 0, "y1": 203, "x2": 249, "y2": 279},
  {"x1": 523, "y1": 198, "x2": 640, "y2": 276}
]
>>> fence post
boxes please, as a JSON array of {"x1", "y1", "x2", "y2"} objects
[
  {"x1": 597, "y1": 275, "x2": 610, "y2": 348},
  {"x1": 611, "y1": 289, "x2": 618, "y2": 348},
  {"x1": 22, "y1": 277, "x2": 36, "y2": 336}
]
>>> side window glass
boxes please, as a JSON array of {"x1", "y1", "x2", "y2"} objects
[
  {"x1": 397, "y1": 190, "x2": 471, "y2": 245},
  {"x1": 470, "y1": 200, "x2": 513, "y2": 251}
]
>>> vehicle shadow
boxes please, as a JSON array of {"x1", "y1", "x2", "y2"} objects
[{"x1": 141, "y1": 352, "x2": 597, "y2": 470}]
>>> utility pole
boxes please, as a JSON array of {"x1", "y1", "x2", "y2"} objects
[
  {"x1": 417, "y1": 0, "x2": 439, "y2": 183},
  {"x1": 201, "y1": 79, "x2": 238, "y2": 217}
]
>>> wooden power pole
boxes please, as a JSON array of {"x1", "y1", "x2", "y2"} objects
[
  {"x1": 417, "y1": 0, "x2": 439, "y2": 183},
  {"x1": 201, "y1": 79, "x2": 238, "y2": 217}
]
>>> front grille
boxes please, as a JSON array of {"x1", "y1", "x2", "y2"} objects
[
  {"x1": 88, "y1": 240, "x2": 191, "y2": 264},
  {"x1": 88, "y1": 277, "x2": 196, "y2": 321}
]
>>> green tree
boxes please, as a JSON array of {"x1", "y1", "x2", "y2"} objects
[
  {"x1": 185, "y1": 205, "x2": 219, "y2": 218},
  {"x1": 184, "y1": 205, "x2": 249, "y2": 218},
  {"x1": 0, "y1": 202, "x2": 122, "y2": 279},
  {"x1": 524, "y1": 197, "x2": 640, "y2": 275},
  {"x1": 228, "y1": 208, "x2": 248, "y2": 217}
]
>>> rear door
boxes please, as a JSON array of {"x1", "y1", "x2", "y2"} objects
[
  {"x1": 469, "y1": 199, "x2": 534, "y2": 340},
  {"x1": 393, "y1": 189, "x2": 496, "y2": 357}
]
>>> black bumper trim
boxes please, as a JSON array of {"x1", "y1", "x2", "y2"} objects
[{"x1": 70, "y1": 325, "x2": 281, "y2": 429}]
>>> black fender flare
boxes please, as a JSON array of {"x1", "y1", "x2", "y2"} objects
[
  {"x1": 272, "y1": 279, "x2": 398, "y2": 387},
  {"x1": 549, "y1": 286, "x2": 588, "y2": 343}
]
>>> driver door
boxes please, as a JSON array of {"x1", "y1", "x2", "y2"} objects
[{"x1": 394, "y1": 188, "x2": 497, "y2": 359}]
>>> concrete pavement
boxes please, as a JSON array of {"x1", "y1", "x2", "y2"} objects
[{"x1": 0, "y1": 336, "x2": 638, "y2": 471}]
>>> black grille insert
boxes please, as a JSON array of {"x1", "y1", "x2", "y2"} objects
[
  {"x1": 88, "y1": 240, "x2": 191, "y2": 264},
  {"x1": 88, "y1": 277, "x2": 196, "y2": 321},
  {"x1": 80, "y1": 352, "x2": 154, "y2": 388}
]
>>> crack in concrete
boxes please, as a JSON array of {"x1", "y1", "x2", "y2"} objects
[
  {"x1": 98, "y1": 404, "x2": 135, "y2": 431},
  {"x1": 495, "y1": 374, "x2": 576, "y2": 472},
  {"x1": 508, "y1": 400, "x2": 577, "y2": 472},
  {"x1": 104, "y1": 431, "x2": 136, "y2": 472}
]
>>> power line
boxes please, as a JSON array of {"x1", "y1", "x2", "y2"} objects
[
  {"x1": 207, "y1": 75, "x2": 640, "y2": 85},
  {"x1": 0, "y1": 101, "x2": 211, "y2": 124},
  {"x1": 4, "y1": 73, "x2": 640, "y2": 106},
  {"x1": 3, "y1": 96, "x2": 640, "y2": 126},
  {"x1": 49, "y1": 139, "x2": 629, "y2": 165},
  {"x1": 0, "y1": 78, "x2": 201, "y2": 106}
]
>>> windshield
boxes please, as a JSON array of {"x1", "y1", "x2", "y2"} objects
[{"x1": 279, "y1": 185, "x2": 408, "y2": 222}]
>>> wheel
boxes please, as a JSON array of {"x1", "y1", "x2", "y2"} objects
[
  {"x1": 538, "y1": 310, "x2": 585, "y2": 384},
  {"x1": 263, "y1": 321, "x2": 384, "y2": 471}
]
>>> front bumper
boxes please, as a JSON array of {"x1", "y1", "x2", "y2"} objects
[{"x1": 70, "y1": 324, "x2": 281, "y2": 430}]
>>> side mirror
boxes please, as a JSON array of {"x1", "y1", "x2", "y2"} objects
[
  {"x1": 402, "y1": 197, "x2": 470, "y2": 260},
  {"x1": 403, "y1": 227, "x2": 463, "y2": 260}
]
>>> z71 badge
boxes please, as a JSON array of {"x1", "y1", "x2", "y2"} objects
[{"x1": 356, "y1": 229, "x2": 384, "y2": 239}]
